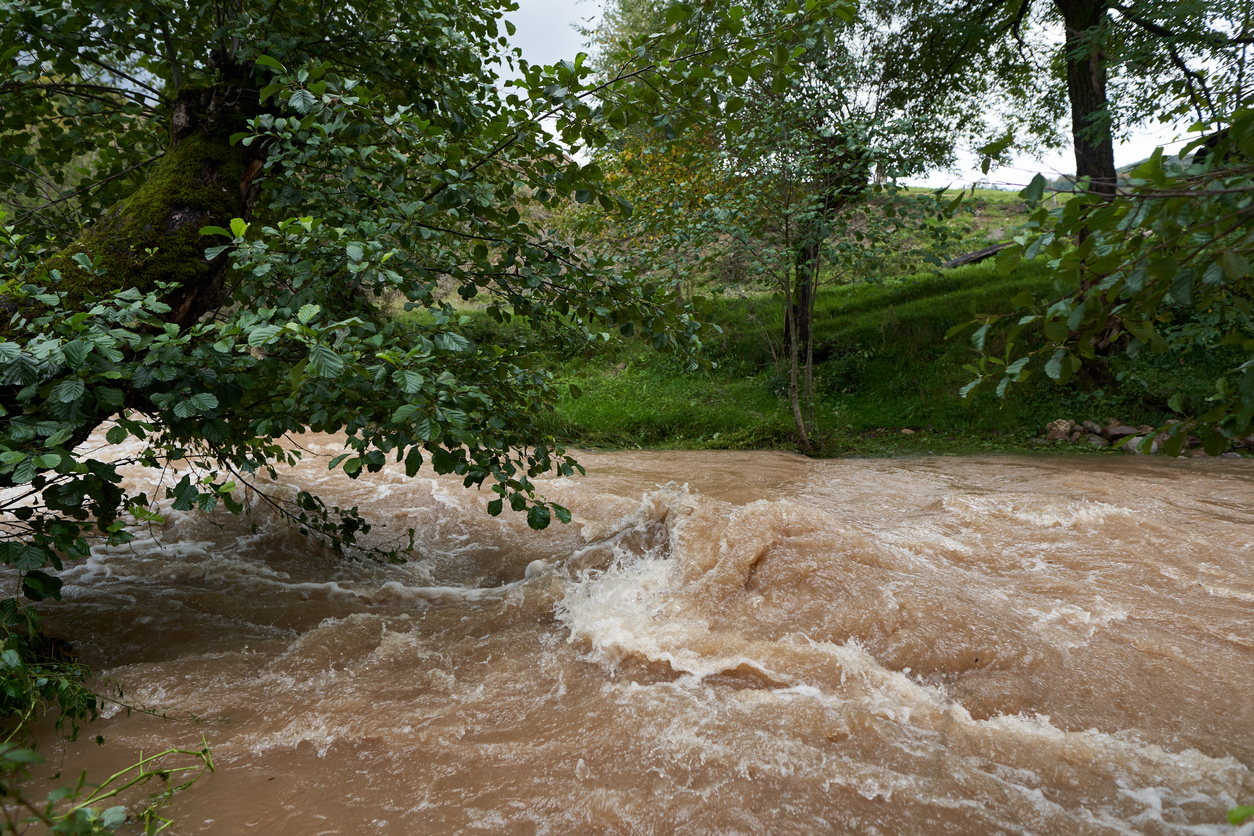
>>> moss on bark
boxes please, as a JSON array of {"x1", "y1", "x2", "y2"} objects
[{"x1": 5, "y1": 83, "x2": 264, "y2": 331}]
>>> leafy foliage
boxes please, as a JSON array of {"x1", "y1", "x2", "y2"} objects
[
  {"x1": 579, "y1": 0, "x2": 981, "y2": 447},
  {"x1": 0, "y1": 0, "x2": 854, "y2": 751},
  {"x1": 0, "y1": 742, "x2": 212, "y2": 834},
  {"x1": 960, "y1": 125, "x2": 1254, "y2": 449}
]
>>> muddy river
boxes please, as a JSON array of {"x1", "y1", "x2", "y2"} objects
[{"x1": 23, "y1": 435, "x2": 1254, "y2": 834}]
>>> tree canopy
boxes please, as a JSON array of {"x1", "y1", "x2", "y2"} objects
[{"x1": 0, "y1": 0, "x2": 851, "y2": 751}]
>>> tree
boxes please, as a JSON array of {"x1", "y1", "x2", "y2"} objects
[
  {"x1": 0, "y1": 0, "x2": 844, "y2": 735},
  {"x1": 582, "y1": 0, "x2": 976, "y2": 448},
  {"x1": 890, "y1": 0, "x2": 1250, "y2": 195},
  {"x1": 955, "y1": 4, "x2": 1254, "y2": 448}
]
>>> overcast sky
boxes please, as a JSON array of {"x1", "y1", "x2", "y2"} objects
[
  {"x1": 501, "y1": 0, "x2": 1193, "y2": 189},
  {"x1": 507, "y1": 0, "x2": 601, "y2": 67}
]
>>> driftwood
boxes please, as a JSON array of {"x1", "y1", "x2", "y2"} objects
[{"x1": 941, "y1": 241, "x2": 1012, "y2": 269}]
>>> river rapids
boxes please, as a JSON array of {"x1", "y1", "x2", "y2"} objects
[{"x1": 16, "y1": 433, "x2": 1254, "y2": 834}]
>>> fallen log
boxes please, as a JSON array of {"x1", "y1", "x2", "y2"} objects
[{"x1": 941, "y1": 241, "x2": 1012, "y2": 269}]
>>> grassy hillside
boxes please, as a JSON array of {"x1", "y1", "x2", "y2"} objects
[{"x1": 402, "y1": 223, "x2": 1240, "y2": 457}]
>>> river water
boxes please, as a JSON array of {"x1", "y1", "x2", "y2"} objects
[{"x1": 25, "y1": 434, "x2": 1254, "y2": 834}]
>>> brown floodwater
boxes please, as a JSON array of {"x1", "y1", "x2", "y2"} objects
[{"x1": 19, "y1": 434, "x2": 1254, "y2": 834}]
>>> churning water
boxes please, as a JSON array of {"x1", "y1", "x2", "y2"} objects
[{"x1": 21, "y1": 434, "x2": 1254, "y2": 833}]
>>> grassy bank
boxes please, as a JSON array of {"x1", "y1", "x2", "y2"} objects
[{"x1": 405, "y1": 251, "x2": 1240, "y2": 457}]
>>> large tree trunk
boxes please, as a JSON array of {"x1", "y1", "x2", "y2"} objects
[
  {"x1": 0, "y1": 76, "x2": 266, "y2": 474},
  {"x1": 34, "y1": 83, "x2": 265, "y2": 328},
  {"x1": 1054, "y1": 0, "x2": 1118, "y2": 198}
]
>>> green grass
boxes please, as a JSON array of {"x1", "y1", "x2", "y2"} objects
[
  {"x1": 535, "y1": 260, "x2": 1068, "y2": 454},
  {"x1": 399, "y1": 257, "x2": 1243, "y2": 457}
]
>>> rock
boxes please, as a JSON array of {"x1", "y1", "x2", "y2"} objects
[
  {"x1": 1101, "y1": 424, "x2": 1141, "y2": 441},
  {"x1": 900, "y1": 428, "x2": 915, "y2": 435},
  {"x1": 1068, "y1": 430, "x2": 1083, "y2": 442},
  {"x1": 1187, "y1": 436, "x2": 1202, "y2": 449},
  {"x1": 1028, "y1": 438, "x2": 1048, "y2": 446},
  {"x1": 1221, "y1": 451, "x2": 1242, "y2": 458},
  {"x1": 1084, "y1": 434, "x2": 1109, "y2": 448},
  {"x1": 1081, "y1": 421, "x2": 1102, "y2": 435},
  {"x1": 1119, "y1": 435, "x2": 1158, "y2": 454},
  {"x1": 1137, "y1": 424, "x2": 1154, "y2": 434},
  {"x1": 1045, "y1": 419, "x2": 1075, "y2": 442},
  {"x1": 1191, "y1": 449, "x2": 1210, "y2": 458}
]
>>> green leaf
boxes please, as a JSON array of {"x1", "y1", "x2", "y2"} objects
[
  {"x1": 188, "y1": 393, "x2": 219, "y2": 414},
  {"x1": 248, "y1": 324, "x2": 282, "y2": 347},
  {"x1": 945, "y1": 322, "x2": 973, "y2": 340},
  {"x1": 430, "y1": 447, "x2": 457, "y2": 474},
  {"x1": 1044, "y1": 348, "x2": 1066, "y2": 380},
  {"x1": 22, "y1": 570, "x2": 62, "y2": 602},
  {"x1": 976, "y1": 131, "x2": 1013, "y2": 174},
  {"x1": 664, "y1": 3, "x2": 693, "y2": 25},
  {"x1": 1217, "y1": 250, "x2": 1249, "y2": 281},
  {"x1": 404, "y1": 447, "x2": 423, "y2": 478},
  {"x1": 1204, "y1": 430, "x2": 1227, "y2": 457},
  {"x1": 101, "y1": 807, "x2": 128, "y2": 828},
  {"x1": 289, "y1": 89, "x2": 317, "y2": 114},
  {"x1": 51, "y1": 378, "x2": 85, "y2": 403},
  {"x1": 435, "y1": 333, "x2": 470, "y2": 352},
  {"x1": 1019, "y1": 173, "x2": 1047, "y2": 203},
  {"x1": 527, "y1": 504, "x2": 551, "y2": 530},
  {"x1": 394, "y1": 370, "x2": 425, "y2": 393},
  {"x1": 255, "y1": 55, "x2": 287, "y2": 72},
  {"x1": 308, "y1": 344, "x2": 345, "y2": 378},
  {"x1": 0, "y1": 748, "x2": 43, "y2": 765},
  {"x1": 229, "y1": 218, "x2": 249, "y2": 238},
  {"x1": 62, "y1": 340, "x2": 92, "y2": 368},
  {"x1": 1162, "y1": 432, "x2": 1187, "y2": 458},
  {"x1": 1170, "y1": 268, "x2": 1194, "y2": 306},
  {"x1": 169, "y1": 475, "x2": 198, "y2": 510},
  {"x1": 994, "y1": 244, "x2": 1022, "y2": 276},
  {"x1": 1042, "y1": 316, "x2": 1068, "y2": 343},
  {"x1": 1227, "y1": 805, "x2": 1254, "y2": 826},
  {"x1": 298, "y1": 304, "x2": 321, "y2": 324}
]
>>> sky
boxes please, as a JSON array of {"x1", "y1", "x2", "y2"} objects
[
  {"x1": 507, "y1": 0, "x2": 600, "y2": 67},
  {"x1": 503, "y1": 0, "x2": 1196, "y2": 190}
]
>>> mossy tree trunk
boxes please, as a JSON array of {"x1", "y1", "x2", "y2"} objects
[
  {"x1": 1, "y1": 76, "x2": 266, "y2": 449},
  {"x1": 33, "y1": 83, "x2": 266, "y2": 327}
]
